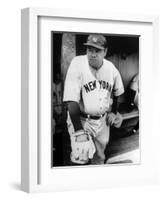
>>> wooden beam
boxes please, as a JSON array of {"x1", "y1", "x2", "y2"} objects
[{"x1": 122, "y1": 110, "x2": 139, "y2": 120}]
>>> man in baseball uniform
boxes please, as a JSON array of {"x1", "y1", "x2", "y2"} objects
[{"x1": 63, "y1": 34, "x2": 124, "y2": 165}]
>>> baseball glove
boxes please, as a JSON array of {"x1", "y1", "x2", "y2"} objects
[
  {"x1": 106, "y1": 112, "x2": 123, "y2": 128},
  {"x1": 70, "y1": 129, "x2": 96, "y2": 164}
]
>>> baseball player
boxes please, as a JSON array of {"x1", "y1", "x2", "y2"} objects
[{"x1": 63, "y1": 34, "x2": 124, "y2": 165}]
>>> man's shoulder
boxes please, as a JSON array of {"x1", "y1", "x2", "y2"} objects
[
  {"x1": 103, "y1": 59, "x2": 120, "y2": 77},
  {"x1": 72, "y1": 55, "x2": 87, "y2": 63},
  {"x1": 69, "y1": 55, "x2": 87, "y2": 72},
  {"x1": 103, "y1": 59, "x2": 116, "y2": 69}
]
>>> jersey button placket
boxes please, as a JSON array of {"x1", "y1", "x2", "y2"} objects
[{"x1": 99, "y1": 99, "x2": 103, "y2": 113}]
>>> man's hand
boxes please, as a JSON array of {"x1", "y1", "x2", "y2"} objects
[
  {"x1": 106, "y1": 112, "x2": 117, "y2": 126},
  {"x1": 70, "y1": 130, "x2": 96, "y2": 164},
  {"x1": 113, "y1": 112, "x2": 123, "y2": 128},
  {"x1": 106, "y1": 112, "x2": 123, "y2": 128}
]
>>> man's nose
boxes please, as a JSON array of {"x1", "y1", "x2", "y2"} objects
[{"x1": 91, "y1": 51, "x2": 97, "y2": 57}]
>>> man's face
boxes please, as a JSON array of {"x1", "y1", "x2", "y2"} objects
[{"x1": 87, "y1": 46, "x2": 107, "y2": 70}]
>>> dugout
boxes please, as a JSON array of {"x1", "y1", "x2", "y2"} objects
[{"x1": 51, "y1": 32, "x2": 139, "y2": 166}]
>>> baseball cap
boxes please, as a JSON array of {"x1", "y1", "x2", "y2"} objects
[{"x1": 84, "y1": 34, "x2": 107, "y2": 50}]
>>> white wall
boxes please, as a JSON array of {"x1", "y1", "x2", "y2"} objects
[{"x1": 0, "y1": 0, "x2": 162, "y2": 199}]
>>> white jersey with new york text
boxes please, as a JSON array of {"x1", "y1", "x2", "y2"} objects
[{"x1": 63, "y1": 55, "x2": 124, "y2": 116}]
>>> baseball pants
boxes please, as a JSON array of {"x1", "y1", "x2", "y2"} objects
[{"x1": 67, "y1": 112, "x2": 110, "y2": 164}]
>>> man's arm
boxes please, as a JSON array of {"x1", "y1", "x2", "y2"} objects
[
  {"x1": 67, "y1": 101, "x2": 83, "y2": 132},
  {"x1": 67, "y1": 101, "x2": 91, "y2": 143},
  {"x1": 106, "y1": 95, "x2": 122, "y2": 126},
  {"x1": 111, "y1": 96, "x2": 119, "y2": 114},
  {"x1": 66, "y1": 101, "x2": 96, "y2": 164}
]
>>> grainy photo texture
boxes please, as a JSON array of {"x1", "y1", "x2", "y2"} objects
[{"x1": 51, "y1": 32, "x2": 139, "y2": 167}]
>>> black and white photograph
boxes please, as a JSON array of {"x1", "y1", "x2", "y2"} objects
[
  {"x1": 51, "y1": 32, "x2": 139, "y2": 167},
  {"x1": 20, "y1": 7, "x2": 159, "y2": 193}
]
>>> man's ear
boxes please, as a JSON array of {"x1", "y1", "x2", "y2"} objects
[{"x1": 104, "y1": 48, "x2": 108, "y2": 56}]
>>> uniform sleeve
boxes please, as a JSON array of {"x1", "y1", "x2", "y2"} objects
[
  {"x1": 112, "y1": 68, "x2": 124, "y2": 97},
  {"x1": 63, "y1": 57, "x2": 82, "y2": 103}
]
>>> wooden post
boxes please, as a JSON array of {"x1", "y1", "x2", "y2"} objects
[{"x1": 61, "y1": 33, "x2": 76, "y2": 82}]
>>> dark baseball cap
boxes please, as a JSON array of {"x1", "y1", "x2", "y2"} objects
[{"x1": 84, "y1": 34, "x2": 107, "y2": 50}]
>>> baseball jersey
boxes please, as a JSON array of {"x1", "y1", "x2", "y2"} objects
[{"x1": 63, "y1": 55, "x2": 124, "y2": 116}]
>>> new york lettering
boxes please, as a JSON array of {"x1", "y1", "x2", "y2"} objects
[
  {"x1": 99, "y1": 80, "x2": 112, "y2": 91},
  {"x1": 84, "y1": 80, "x2": 112, "y2": 93},
  {"x1": 84, "y1": 80, "x2": 96, "y2": 92}
]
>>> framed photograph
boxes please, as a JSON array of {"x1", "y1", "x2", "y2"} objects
[{"x1": 21, "y1": 7, "x2": 159, "y2": 193}]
